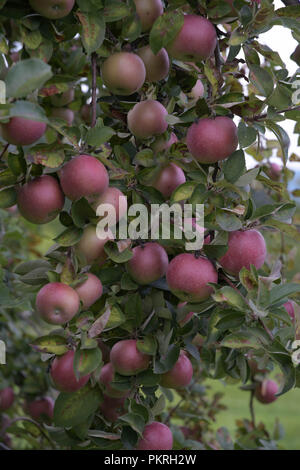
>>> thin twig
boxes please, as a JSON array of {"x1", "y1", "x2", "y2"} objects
[
  {"x1": 0, "y1": 143, "x2": 9, "y2": 160},
  {"x1": 91, "y1": 52, "x2": 98, "y2": 128},
  {"x1": 244, "y1": 105, "x2": 300, "y2": 123},
  {"x1": 3, "y1": 417, "x2": 56, "y2": 449}
]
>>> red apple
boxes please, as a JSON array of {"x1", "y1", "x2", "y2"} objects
[
  {"x1": 110, "y1": 339, "x2": 150, "y2": 376},
  {"x1": 25, "y1": 397, "x2": 54, "y2": 422},
  {"x1": 59, "y1": 154, "x2": 109, "y2": 201},
  {"x1": 1, "y1": 117, "x2": 46, "y2": 146},
  {"x1": 36, "y1": 282, "x2": 80, "y2": 325},
  {"x1": 219, "y1": 230, "x2": 266, "y2": 276},
  {"x1": 50, "y1": 350, "x2": 90, "y2": 392},
  {"x1": 151, "y1": 132, "x2": 178, "y2": 153},
  {"x1": 101, "y1": 52, "x2": 146, "y2": 96},
  {"x1": 187, "y1": 116, "x2": 238, "y2": 164},
  {"x1": 137, "y1": 422, "x2": 173, "y2": 450},
  {"x1": 93, "y1": 187, "x2": 128, "y2": 226},
  {"x1": 284, "y1": 300, "x2": 295, "y2": 321},
  {"x1": 29, "y1": 0, "x2": 75, "y2": 19},
  {"x1": 134, "y1": 0, "x2": 163, "y2": 31},
  {"x1": 0, "y1": 388, "x2": 14, "y2": 412},
  {"x1": 127, "y1": 242, "x2": 169, "y2": 285},
  {"x1": 127, "y1": 100, "x2": 168, "y2": 139},
  {"x1": 151, "y1": 163, "x2": 186, "y2": 199},
  {"x1": 160, "y1": 350, "x2": 193, "y2": 389},
  {"x1": 99, "y1": 363, "x2": 130, "y2": 398},
  {"x1": 166, "y1": 15, "x2": 217, "y2": 61},
  {"x1": 50, "y1": 107, "x2": 74, "y2": 126},
  {"x1": 17, "y1": 175, "x2": 65, "y2": 224},
  {"x1": 99, "y1": 394, "x2": 126, "y2": 422},
  {"x1": 51, "y1": 89, "x2": 74, "y2": 107},
  {"x1": 75, "y1": 273, "x2": 103, "y2": 310},
  {"x1": 75, "y1": 225, "x2": 114, "y2": 265},
  {"x1": 166, "y1": 253, "x2": 218, "y2": 302},
  {"x1": 137, "y1": 46, "x2": 169, "y2": 82},
  {"x1": 255, "y1": 379, "x2": 278, "y2": 404}
]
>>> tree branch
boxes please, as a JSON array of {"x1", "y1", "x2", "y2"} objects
[
  {"x1": 91, "y1": 52, "x2": 98, "y2": 128},
  {"x1": 244, "y1": 105, "x2": 300, "y2": 122}
]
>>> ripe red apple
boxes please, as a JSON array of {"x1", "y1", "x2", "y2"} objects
[
  {"x1": 16, "y1": 175, "x2": 65, "y2": 224},
  {"x1": 166, "y1": 15, "x2": 217, "y2": 61},
  {"x1": 151, "y1": 132, "x2": 178, "y2": 153},
  {"x1": 151, "y1": 163, "x2": 186, "y2": 199},
  {"x1": 266, "y1": 162, "x2": 281, "y2": 181},
  {"x1": 99, "y1": 394, "x2": 126, "y2": 422},
  {"x1": 29, "y1": 0, "x2": 75, "y2": 19},
  {"x1": 50, "y1": 350, "x2": 90, "y2": 392},
  {"x1": 160, "y1": 350, "x2": 193, "y2": 389},
  {"x1": 51, "y1": 88, "x2": 74, "y2": 107},
  {"x1": 284, "y1": 300, "x2": 295, "y2": 321},
  {"x1": 59, "y1": 154, "x2": 109, "y2": 201},
  {"x1": 137, "y1": 422, "x2": 173, "y2": 450},
  {"x1": 99, "y1": 363, "x2": 130, "y2": 398},
  {"x1": 93, "y1": 187, "x2": 128, "y2": 226},
  {"x1": 187, "y1": 116, "x2": 238, "y2": 164},
  {"x1": 75, "y1": 225, "x2": 114, "y2": 265},
  {"x1": 50, "y1": 107, "x2": 74, "y2": 126},
  {"x1": 36, "y1": 282, "x2": 80, "y2": 325},
  {"x1": 25, "y1": 397, "x2": 54, "y2": 422},
  {"x1": 0, "y1": 388, "x2": 14, "y2": 412},
  {"x1": 127, "y1": 100, "x2": 168, "y2": 139},
  {"x1": 255, "y1": 379, "x2": 278, "y2": 404},
  {"x1": 1, "y1": 116, "x2": 46, "y2": 146},
  {"x1": 166, "y1": 253, "x2": 218, "y2": 302},
  {"x1": 110, "y1": 339, "x2": 150, "y2": 376},
  {"x1": 134, "y1": 0, "x2": 163, "y2": 31},
  {"x1": 219, "y1": 230, "x2": 267, "y2": 276},
  {"x1": 190, "y1": 79, "x2": 204, "y2": 99},
  {"x1": 101, "y1": 52, "x2": 146, "y2": 96},
  {"x1": 127, "y1": 242, "x2": 169, "y2": 285},
  {"x1": 137, "y1": 46, "x2": 169, "y2": 82},
  {"x1": 75, "y1": 273, "x2": 103, "y2": 309}
]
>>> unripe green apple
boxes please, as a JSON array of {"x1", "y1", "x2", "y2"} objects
[
  {"x1": 1, "y1": 116, "x2": 46, "y2": 146},
  {"x1": 166, "y1": 253, "x2": 218, "y2": 303},
  {"x1": 75, "y1": 225, "x2": 114, "y2": 265},
  {"x1": 17, "y1": 175, "x2": 65, "y2": 224},
  {"x1": 134, "y1": 0, "x2": 163, "y2": 31},
  {"x1": 160, "y1": 350, "x2": 193, "y2": 389},
  {"x1": 219, "y1": 230, "x2": 266, "y2": 276},
  {"x1": 110, "y1": 339, "x2": 150, "y2": 376},
  {"x1": 187, "y1": 116, "x2": 238, "y2": 164},
  {"x1": 59, "y1": 154, "x2": 109, "y2": 201},
  {"x1": 127, "y1": 242, "x2": 169, "y2": 285},
  {"x1": 29, "y1": 0, "x2": 75, "y2": 19},
  {"x1": 127, "y1": 100, "x2": 168, "y2": 139},
  {"x1": 75, "y1": 273, "x2": 103, "y2": 309},
  {"x1": 166, "y1": 15, "x2": 217, "y2": 61},
  {"x1": 36, "y1": 282, "x2": 80, "y2": 325},
  {"x1": 137, "y1": 422, "x2": 173, "y2": 450},
  {"x1": 50, "y1": 350, "x2": 90, "y2": 392},
  {"x1": 137, "y1": 46, "x2": 169, "y2": 82},
  {"x1": 101, "y1": 52, "x2": 146, "y2": 96}
]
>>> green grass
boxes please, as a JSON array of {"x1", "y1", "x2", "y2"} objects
[{"x1": 205, "y1": 379, "x2": 300, "y2": 450}]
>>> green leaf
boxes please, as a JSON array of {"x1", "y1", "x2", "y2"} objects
[
  {"x1": 212, "y1": 287, "x2": 249, "y2": 311},
  {"x1": 150, "y1": 11, "x2": 184, "y2": 55},
  {"x1": 154, "y1": 344, "x2": 180, "y2": 374},
  {"x1": 238, "y1": 122, "x2": 257, "y2": 149},
  {"x1": 216, "y1": 211, "x2": 242, "y2": 231},
  {"x1": 223, "y1": 150, "x2": 246, "y2": 183},
  {"x1": 119, "y1": 413, "x2": 145, "y2": 436},
  {"x1": 249, "y1": 65, "x2": 274, "y2": 97},
  {"x1": 0, "y1": 187, "x2": 17, "y2": 208},
  {"x1": 86, "y1": 126, "x2": 115, "y2": 147},
  {"x1": 170, "y1": 181, "x2": 198, "y2": 202},
  {"x1": 269, "y1": 283, "x2": 300, "y2": 305},
  {"x1": 71, "y1": 198, "x2": 96, "y2": 228},
  {"x1": 105, "y1": 304, "x2": 126, "y2": 330},
  {"x1": 265, "y1": 120, "x2": 290, "y2": 164},
  {"x1": 76, "y1": 12, "x2": 106, "y2": 55},
  {"x1": 53, "y1": 385, "x2": 102, "y2": 428},
  {"x1": 74, "y1": 348, "x2": 102, "y2": 377},
  {"x1": 103, "y1": 1, "x2": 131, "y2": 22},
  {"x1": 54, "y1": 227, "x2": 84, "y2": 247},
  {"x1": 137, "y1": 336, "x2": 157, "y2": 356},
  {"x1": 6, "y1": 59, "x2": 52, "y2": 98},
  {"x1": 221, "y1": 332, "x2": 262, "y2": 349},
  {"x1": 30, "y1": 335, "x2": 68, "y2": 355},
  {"x1": 104, "y1": 241, "x2": 133, "y2": 263},
  {"x1": 27, "y1": 143, "x2": 64, "y2": 168}
]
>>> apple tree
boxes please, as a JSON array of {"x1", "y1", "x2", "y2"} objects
[{"x1": 0, "y1": 0, "x2": 300, "y2": 450}]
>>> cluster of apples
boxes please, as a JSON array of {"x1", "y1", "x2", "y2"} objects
[{"x1": 2, "y1": 0, "x2": 293, "y2": 451}]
